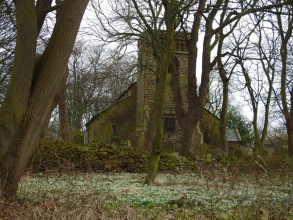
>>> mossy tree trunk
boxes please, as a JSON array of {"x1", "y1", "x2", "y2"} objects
[
  {"x1": 0, "y1": 0, "x2": 88, "y2": 198},
  {"x1": 144, "y1": 0, "x2": 176, "y2": 185}
]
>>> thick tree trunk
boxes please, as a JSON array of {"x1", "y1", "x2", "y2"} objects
[
  {"x1": 144, "y1": 144, "x2": 161, "y2": 184},
  {"x1": 217, "y1": 28, "x2": 232, "y2": 157},
  {"x1": 180, "y1": 115, "x2": 199, "y2": 157},
  {"x1": 0, "y1": 0, "x2": 88, "y2": 198},
  {"x1": 278, "y1": 13, "x2": 293, "y2": 156}
]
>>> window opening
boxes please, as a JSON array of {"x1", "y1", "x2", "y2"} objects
[
  {"x1": 164, "y1": 117, "x2": 176, "y2": 132},
  {"x1": 112, "y1": 125, "x2": 118, "y2": 136},
  {"x1": 203, "y1": 131, "x2": 210, "y2": 145}
]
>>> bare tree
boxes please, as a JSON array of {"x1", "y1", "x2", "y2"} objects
[
  {"x1": 171, "y1": 0, "x2": 293, "y2": 157},
  {"x1": 232, "y1": 11, "x2": 282, "y2": 153},
  {"x1": 66, "y1": 43, "x2": 135, "y2": 133}
]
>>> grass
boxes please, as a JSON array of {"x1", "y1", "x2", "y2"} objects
[{"x1": 1, "y1": 158, "x2": 293, "y2": 219}]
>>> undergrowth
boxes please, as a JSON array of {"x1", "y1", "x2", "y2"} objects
[{"x1": 1, "y1": 156, "x2": 293, "y2": 220}]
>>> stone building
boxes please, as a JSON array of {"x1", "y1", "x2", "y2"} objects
[{"x1": 85, "y1": 32, "x2": 241, "y2": 153}]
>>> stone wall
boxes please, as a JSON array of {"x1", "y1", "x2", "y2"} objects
[
  {"x1": 31, "y1": 139, "x2": 198, "y2": 173},
  {"x1": 200, "y1": 110, "x2": 221, "y2": 148}
]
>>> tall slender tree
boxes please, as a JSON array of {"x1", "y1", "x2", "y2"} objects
[{"x1": 273, "y1": 4, "x2": 293, "y2": 156}]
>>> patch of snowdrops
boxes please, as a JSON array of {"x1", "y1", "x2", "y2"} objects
[{"x1": 17, "y1": 169, "x2": 293, "y2": 216}]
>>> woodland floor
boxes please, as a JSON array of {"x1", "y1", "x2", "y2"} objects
[{"x1": 1, "y1": 157, "x2": 293, "y2": 219}]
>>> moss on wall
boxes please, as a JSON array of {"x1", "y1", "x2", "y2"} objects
[
  {"x1": 31, "y1": 139, "x2": 199, "y2": 173},
  {"x1": 200, "y1": 110, "x2": 221, "y2": 148},
  {"x1": 87, "y1": 84, "x2": 137, "y2": 146}
]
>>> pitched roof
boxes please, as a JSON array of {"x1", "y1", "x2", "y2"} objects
[{"x1": 227, "y1": 129, "x2": 242, "y2": 142}]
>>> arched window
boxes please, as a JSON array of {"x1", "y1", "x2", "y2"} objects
[
  {"x1": 203, "y1": 131, "x2": 210, "y2": 145},
  {"x1": 180, "y1": 43, "x2": 184, "y2": 51}
]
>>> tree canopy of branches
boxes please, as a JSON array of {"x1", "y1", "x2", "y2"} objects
[{"x1": 61, "y1": 43, "x2": 135, "y2": 134}]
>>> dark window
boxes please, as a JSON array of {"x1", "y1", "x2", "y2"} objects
[
  {"x1": 181, "y1": 43, "x2": 184, "y2": 51},
  {"x1": 164, "y1": 117, "x2": 176, "y2": 132},
  {"x1": 112, "y1": 125, "x2": 118, "y2": 136},
  {"x1": 203, "y1": 131, "x2": 210, "y2": 145}
]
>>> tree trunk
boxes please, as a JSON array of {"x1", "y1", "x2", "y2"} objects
[
  {"x1": 287, "y1": 124, "x2": 293, "y2": 157},
  {"x1": 239, "y1": 60, "x2": 262, "y2": 153},
  {"x1": 144, "y1": 0, "x2": 176, "y2": 185},
  {"x1": 180, "y1": 116, "x2": 201, "y2": 157},
  {"x1": 0, "y1": 0, "x2": 88, "y2": 198},
  {"x1": 59, "y1": 67, "x2": 71, "y2": 142},
  {"x1": 219, "y1": 79, "x2": 228, "y2": 156},
  {"x1": 178, "y1": 0, "x2": 217, "y2": 156},
  {"x1": 144, "y1": 65, "x2": 169, "y2": 184},
  {"x1": 287, "y1": 88, "x2": 293, "y2": 157},
  {"x1": 277, "y1": 9, "x2": 293, "y2": 157}
]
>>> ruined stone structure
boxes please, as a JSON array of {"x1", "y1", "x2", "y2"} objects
[{"x1": 86, "y1": 32, "x2": 241, "y2": 154}]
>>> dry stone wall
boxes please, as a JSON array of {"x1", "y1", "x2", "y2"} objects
[{"x1": 31, "y1": 139, "x2": 198, "y2": 173}]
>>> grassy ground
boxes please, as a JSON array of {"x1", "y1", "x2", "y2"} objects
[{"x1": 1, "y1": 157, "x2": 293, "y2": 219}]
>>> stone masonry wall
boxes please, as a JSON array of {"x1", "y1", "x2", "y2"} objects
[
  {"x1": 136, "y1": 33, "x2": 193, "y2": 150},
  {"x1": 136, "y1": 32, "x2": 221, "y2": 150},
  {"x1": 200, "y1": 110, "x2": 221, "y2": 148},
  {"x1": 31, "y1": 139, "x2": 198, "y2": 173}
]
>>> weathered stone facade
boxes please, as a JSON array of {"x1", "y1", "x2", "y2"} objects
[
  {"x1": 86, "y1": 83, "x2": 138, "y2": 146},
  {"x1": 86, "y1": 32, "x2": 241, "y2": 153}
]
